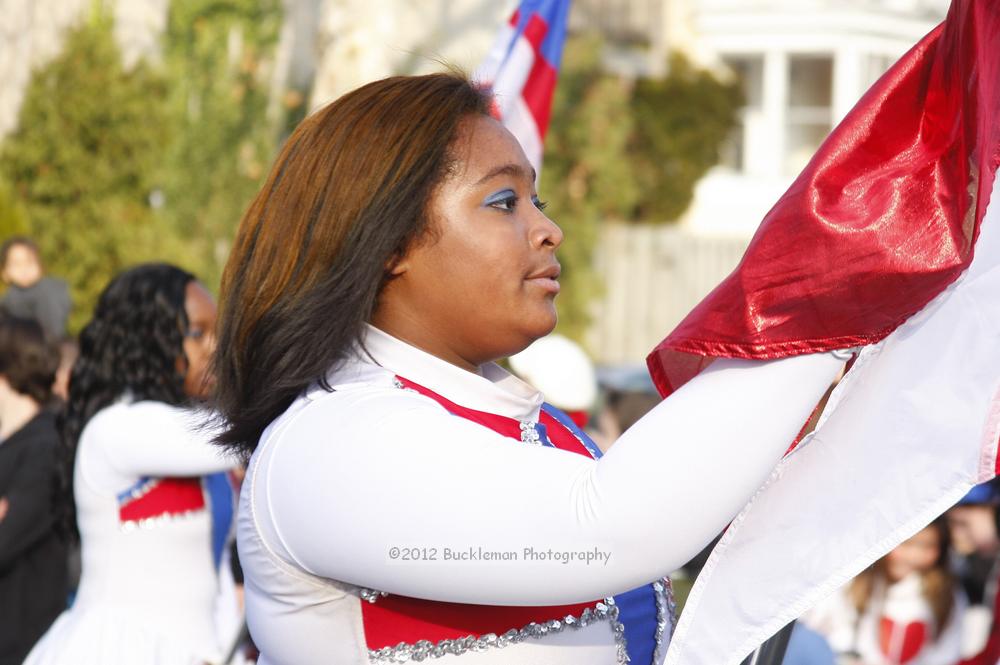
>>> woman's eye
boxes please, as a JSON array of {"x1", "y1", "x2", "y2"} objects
[
  {"x1": 488, "y1": 196, "x2": 517, "y2": 212},
  {"x1": 485, "y1": 189, "x2": 519, "y2": 212},
  {"x1": 533, "y1": 198, "x2": 548, "y2": 211},
  {"x1": 185, "y1": 329, "x2": 205, "y2": 340}
]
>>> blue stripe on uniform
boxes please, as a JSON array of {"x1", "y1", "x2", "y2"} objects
[{"x1": 204, "y1": 472, "x2": 234, "y2": 570}]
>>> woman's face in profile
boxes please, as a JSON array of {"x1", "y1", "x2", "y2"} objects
[
  {"x1": 381, "y1": 115, "x2": 563, "y2": 367},
  {"x1": 182, "y1": 281, "x2": 218, "y2": 399}
]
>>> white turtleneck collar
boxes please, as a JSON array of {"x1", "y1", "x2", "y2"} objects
[{"x1": 323, "y1": 324, "x2": 544, "y2": 422}]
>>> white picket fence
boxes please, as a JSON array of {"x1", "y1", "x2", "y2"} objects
[{"x1": 586, "y1": 223, "x2": 751, "y2": 364}]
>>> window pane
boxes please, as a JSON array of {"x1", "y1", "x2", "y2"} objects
[
  {"x1": 720, "y1": 55, "x2": 763, "y2": 171},
  {"x1": 785, "y1": 122, "x2": 831, "y2": 175},
  {"x1": 863, "y1": 54, "x2": 895, "y2": 89},
  {"x1": 788, "y1": 56, "x2": 832, "y2": 108},
  {"x1": 723, "y1": 55, "x2": 763, "y2": 109}
]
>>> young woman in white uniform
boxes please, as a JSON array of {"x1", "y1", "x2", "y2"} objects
[
  {"x1": 26, "y1": 264, "x2": 238, "y2": 665},
  {"x1": 212, "y1": 73, "x2": 851, "y2": 664}
]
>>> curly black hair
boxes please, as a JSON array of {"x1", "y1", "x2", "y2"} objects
[{"x1": 56, "y1": 263, "x2": 195, "y2": 539}]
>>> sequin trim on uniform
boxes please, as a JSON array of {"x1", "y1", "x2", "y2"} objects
[
  {"x1": 519, "y1": 421, "x2": 541, "y2": 445},
  {"x1": 652, "y1": 577, "x2": 677, "y2": 664},
  {"x1": 392, "y1": 378, "x2": 418, "y2": 394},
  {"x1": 368, "y1": 597, "x2": 629, "y2": 663},
  {"x1": 117, "y1": 476, "x2": 158, "y2": 503},
  {"x1": 119, "y1": 509, "x2": 204, "y2": 532},
  {"x1": 359, "y1": 588, "x2": 389, "y2": 604}
]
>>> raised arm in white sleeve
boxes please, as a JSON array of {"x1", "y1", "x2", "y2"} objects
[
  {"x1": 260, "y1": 352, "x2": 843, "y2": 606},
  {"x1": 83, "y1": 400, "x2": 234, "y2": 480}
]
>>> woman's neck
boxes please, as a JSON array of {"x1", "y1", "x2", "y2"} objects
[
  {"x1": 369, "y1": 314, "x2": 482, "y2": 374},
  {"x1": 0, "y1": 391, "x2": 41, "y2": 440}
]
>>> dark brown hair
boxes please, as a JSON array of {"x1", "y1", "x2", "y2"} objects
[
  {"x1": 0, "y1": 315, "x2": 58, "y2": 403},
  {"x1": 849, "y1": 517, "x2": 956, "y2": 638},
  {"x1": 213, "y1": 72, "x2": 492, "y2": 456}
]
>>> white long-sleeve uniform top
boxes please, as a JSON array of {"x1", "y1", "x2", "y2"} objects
[
  {"x1": 239, "y1": 325, "x2": 845, "y2": 665},
  {"x1": 26, "y1": 400, "x2": 237, "y2": 665}
]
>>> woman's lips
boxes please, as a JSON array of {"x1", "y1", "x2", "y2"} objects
[
  {"x1": 525, "y1": 265, "x2": 561, "y2": 294},
  {"x1": 526, "y1": 275, "x2": 561, "y2": 293}
]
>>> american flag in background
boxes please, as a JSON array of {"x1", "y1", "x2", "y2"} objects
[{"x1": 474, "y1": 0, "x2": 572, "y2": 177}]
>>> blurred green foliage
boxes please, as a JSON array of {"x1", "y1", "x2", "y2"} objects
[
  {"x1": 543, "y1": 36, "x2": 740, "y2": 341},
  {"x1": 541, "y1": 35, "x2": 637, "y2": 342},
  {"x1": 630, "y1": 53, "x2": 743, "y2": 221},
  {"x1": 1, "y1": 11, "x2": 178, "y2": 331},
  {"x1": 0, "y1": 178, "x2": 29, "y2": 238},
  {"x1": 159, "y1": 0, "x2": 282, "y2": 292},
  {"x1": 1, "y1": 1, "x2": 282, "y2": 331},
  {"x1": 1, "y1": 15, "x2": 734, "y2": 340}
]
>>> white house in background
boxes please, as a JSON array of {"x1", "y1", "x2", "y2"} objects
[
  {"x1": 574, "y1": 0, "x2": 947, "y2": 237},
  {"x1": 577, "y1": 0, "x2": 950, "y2": 362},
  {"x1": 676, "y1": 0, "x2": 948, "y2": 237}
]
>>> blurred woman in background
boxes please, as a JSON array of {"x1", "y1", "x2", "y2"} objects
[
  {"x1": 26, "y1": 263, "x2": 238, "y2": 665},
  {"x1": 0, "y1": 316, "x2": 65, "y2": 665},
  {"x1": 803, "y1": 518, "x2": 965, "y2": 665}
]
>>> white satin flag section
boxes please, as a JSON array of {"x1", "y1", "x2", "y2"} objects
[{"x1": 664, "y1": 169, "x2": 1000, "y2": 665}]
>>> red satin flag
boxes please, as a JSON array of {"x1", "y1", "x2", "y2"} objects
[{"x1": 647, "y1": 0, "x2": 1000, "y2": 397}]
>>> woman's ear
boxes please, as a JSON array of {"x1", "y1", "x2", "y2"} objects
[{"x1": 386, "y1": 250, "x2": 409, "y2": 277}]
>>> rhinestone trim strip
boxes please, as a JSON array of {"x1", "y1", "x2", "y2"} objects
[
  {"x1": 392, "y1": 378, "x2": 418, "y2": 393},
  {"x1": 367, "y1": 597, "x2": 629, "y2": 663},
  {"x1": 519, "y1": 420, "x2": 542, "y2": 445},
  {"x1": 652, "y1": 578, "x2": 677, "y2": 664},
  {"x1": 359, "y1": 588, "x2": 388, "y2": 604},
  {"x1": 119, "y1": 509, "x2": 203, "y2": 532},
  {"x1": 119, "y1": 477, "x2": 159, "y2": 503}
]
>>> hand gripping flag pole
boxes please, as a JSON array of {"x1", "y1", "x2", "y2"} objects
[
  {"x1": 472, "y1": 0, "x2": 571, "y2": 178},
  {"x1": 651, "y1": 1, "x2": 1000, "y2": 663}
]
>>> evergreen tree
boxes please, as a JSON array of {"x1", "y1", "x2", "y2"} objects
[
  {"x1": 159, "y1": 0, "x2": 283, "y2": 292},
  {"x1": 1, "y1": 11, "x2": 178, "y2": 330},
  {"x1": 630, "y1": 53, "x2": 742, "y2": 221},
  {"x1": 541, "y1": 35, "x2": 638, "y2": 342},
  {"x1": 0, "y1": 178, "x2": 28, "y2": 238}
]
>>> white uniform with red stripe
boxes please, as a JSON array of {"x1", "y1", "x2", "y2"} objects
[
  {"x1": 25, "y1": 400, "x2": 238, "y2": 665},
  {"x1": 237, "y1": 325, "x2": 846, "y2": 664},
  {"x1": 803, "y1": 574, "x2": 965, "y2": 665}
]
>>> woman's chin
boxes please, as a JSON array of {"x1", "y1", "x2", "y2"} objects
[{"x1": 521, "y1": 309, "x2": 558, "y2": 345}]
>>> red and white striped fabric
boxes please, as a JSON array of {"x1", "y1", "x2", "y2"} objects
[
  {"x1": 474, "y1": 0, "x2": 570, "y2": 176},
  {"x1": 652, "y1": 1, "x2": 1000, "y2": 663}
]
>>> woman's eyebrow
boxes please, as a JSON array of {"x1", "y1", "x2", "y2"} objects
[{"x1": 473, "y1": 163, "x2": 535, "y2": 187}]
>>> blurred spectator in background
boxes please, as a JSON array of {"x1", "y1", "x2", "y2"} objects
[
  {"x1": 0, "y1": 237, "x2": 71, "y2": 340},
  {"x1": 50, "y1": 337, "x2": 78, "y2": 404},
  {"x1": 949, "y1": 481, "x2": 1000, "y2": 665},
  {"x1": 25, "y1": 263, "x2": 239, "y2": 665},
  {"x1": 0, "y1": 316, "x2": 66, "y2": 665},
  {"x1": 509, "y1": 332, "x2": 599, "y2": 430},
  {"x1": 589, "y1": 364, "x2": 661, "y2": 452},
  {"x1": 803, "y1": 518, "x2": 965, "y2": 664}
]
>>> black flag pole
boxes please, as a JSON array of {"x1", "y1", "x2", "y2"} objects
[{"x1": 739, "y1": 621, "x2": 795, "y2": 665}]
